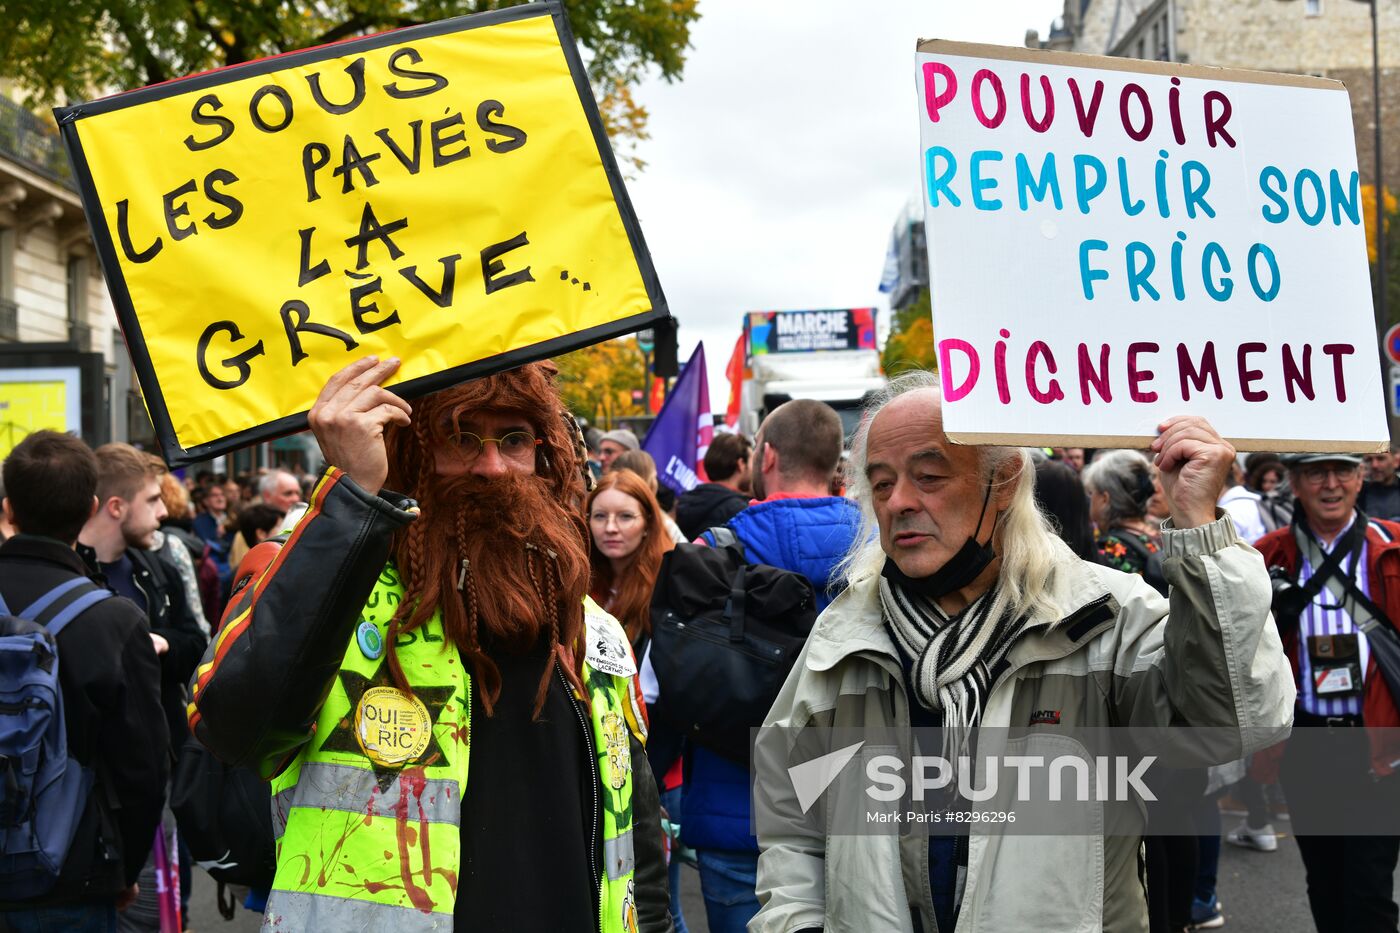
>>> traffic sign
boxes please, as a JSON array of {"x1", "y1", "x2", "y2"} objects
[
  {"x1": 1386, "y1": 324, "x2": 1400, "y2": 367},
  {"x1": 1390, "y1": 367, "x2": 1400, "y2": 417}
]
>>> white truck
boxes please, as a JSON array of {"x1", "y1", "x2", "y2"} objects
[{"x1": 738, "y1": 308, "x2": 886, "y2": 440}]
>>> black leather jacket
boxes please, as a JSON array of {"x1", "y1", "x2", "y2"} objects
[{"x1": 188, "y1": 469, "x2": 674, "y2": 933}]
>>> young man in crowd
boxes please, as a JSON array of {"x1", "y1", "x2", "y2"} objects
[
  {"x1": 188, "y1": 358, "x2": 673, "y2": 931},
  {"x1": 78, "y1": 445, "x2": 207, "y2": 931},
  {"x1": 1256, "y1": 453, "x2": 1400, "y2": 932},
  {"x1": 676, "y1": 432, "x2": 753, "y2": 541},
  {"x1": 0, "y1": 432, "x2": 168, "y2": 930},
  {"x1": 752, "y1": 373, "x2": 1292, "y2": 933},
  {"x1": 669, "y1": 399, "x2": 862, "y2": 933},
  {"x1": 78, "y1": 444, "x2": 207, "y2": 752}
]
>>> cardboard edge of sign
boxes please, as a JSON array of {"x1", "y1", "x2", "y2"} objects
[
  {"x1": 51, "y1": 0, "x2": 670, "y2": 469},
  {"x1": 914, "y1": 38, "x2": 1344, "y2": 93},
  {"x1": 944, "y1": 431, "x2": 1389, "y2": 455}
]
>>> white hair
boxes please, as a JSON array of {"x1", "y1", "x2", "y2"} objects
[
  {"x1": 258, "y1": 469, "x2": 296, "y2": 497},
  {"x1": 839, "y1": 371, "x2": 1079, "y2": 625}
]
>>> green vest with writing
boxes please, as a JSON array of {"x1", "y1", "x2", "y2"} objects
[{"x1": 263, "y1": 563, "x2": 642, "y2": 933}]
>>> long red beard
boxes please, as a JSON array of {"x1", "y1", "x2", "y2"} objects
[{"x1": 387, "y1": 471, "x2": 590, "y2": 716}]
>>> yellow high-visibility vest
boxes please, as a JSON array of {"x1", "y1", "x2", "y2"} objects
[{"x1": 264, "y1": 563, "x2": 641, "y2": 932}]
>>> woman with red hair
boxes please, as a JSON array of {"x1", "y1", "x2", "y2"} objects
[
  {"x1": 587, "y1": 469, "x2": 675, "y2": 651},
  {"x1": 587, "y1": 467, "x2": 687, "y2": 931}
]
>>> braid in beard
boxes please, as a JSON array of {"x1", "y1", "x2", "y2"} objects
[
  {"x1": 525, "y1": 543, "x2": 590, "y2": 717},
  {"x1": 453, "y1": 504, "x2": 499, "y2": 713},
  {"x1": 384, "y1": 413, "x2": 440, "y2": 693}
]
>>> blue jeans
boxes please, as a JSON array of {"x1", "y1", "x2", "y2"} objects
[
  {"x1": 695, "y1": 849, "x2": 760, "y2": 933},
  {"x1": 659, "y1": 787, "x2": 689, "y2": 933},
  {"x1": 2, "y1": 903, "x2": 116, "y2": 933}
]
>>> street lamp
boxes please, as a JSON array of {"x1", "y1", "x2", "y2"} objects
[{"x1": 636, "y1": 328, "x2": 655, "y2": 414}]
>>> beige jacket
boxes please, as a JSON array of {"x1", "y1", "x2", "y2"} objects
[{"x1": 752, "y1": 515, "x2": 1295, "y2": 933}]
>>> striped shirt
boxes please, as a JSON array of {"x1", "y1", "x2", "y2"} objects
[{"x1": 1297, "y1": 515, "x2": 1371, "y2": 717}]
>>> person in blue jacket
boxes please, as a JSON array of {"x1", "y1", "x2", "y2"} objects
[{"x1": 663, "y1": 399, "x2": 861, "y2": 933}]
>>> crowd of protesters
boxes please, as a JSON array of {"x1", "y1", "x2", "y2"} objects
[
  {"x1": 2, "y1": 361, "x2": 1398, "y2": 933},
  {"x1": 0, "y1": 440, "x2": 306, "y2": 933},
  {"x1": 586, "y1": 409, "x2": 1399, "y2": 933}
]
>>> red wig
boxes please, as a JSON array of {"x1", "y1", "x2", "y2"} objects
[
  {"x1": 382, "y1": 361, "x2": 591, "y2": 716},
  {"x1": 586, "y1": 469, "x2": 674, "y2": 644}
]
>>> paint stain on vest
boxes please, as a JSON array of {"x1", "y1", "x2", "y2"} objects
[
  {"x1": 395, "y1": 767, "x2": 435, "y2": 913},
  {"x1": 365, "y1": 784, "x2": 381, "y2": 827}
]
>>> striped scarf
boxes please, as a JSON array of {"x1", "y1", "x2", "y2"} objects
[{"x1": 879, "y1": 569, "x2": 1028, "y2": 757}]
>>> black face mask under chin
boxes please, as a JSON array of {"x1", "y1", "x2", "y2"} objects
[{"x1": 882, "y1": 482, "x2": 998, "y2": 601}]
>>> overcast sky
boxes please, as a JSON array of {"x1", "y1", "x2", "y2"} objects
[{"x1": 626, "y1": 0, "x2": 1065, "y2": 409}]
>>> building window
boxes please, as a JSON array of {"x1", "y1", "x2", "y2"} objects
[
  {"x1": 0, "y1": 226, "x2": 14, "y2": 340},
  {"x1": 67, "y1": 255, "x2": 89, "y2": 348},
  {"x1": 0, "y1": 229, "x2": 15, "y2": 341},
  {"x1": 66, "y1": 256, "x2": 86, "y2": 323},
  {"x1": 0, "y1": 227, "x2": 12, "y2": 298},
  {"x1": 1305, "y1": 0, "x2": 1322, "y2": 15}
]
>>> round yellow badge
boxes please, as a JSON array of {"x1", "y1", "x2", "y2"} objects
[{"x1": 355, "y1": 686, "x2": 432, "y2": 767}]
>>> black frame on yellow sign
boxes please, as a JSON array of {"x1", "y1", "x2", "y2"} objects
[{"x1": 56, "y1": 1, "x2": 668, "y2": 467}]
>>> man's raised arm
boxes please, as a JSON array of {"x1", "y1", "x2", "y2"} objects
[{"x1": 188, "y1": 357, "x2": 415, "y2": 775}]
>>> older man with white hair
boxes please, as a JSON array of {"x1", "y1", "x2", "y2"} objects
[
  {"x1": 258, "y1": 468, "x2": 304, "y2": 512},
  {"x1": 752, "y1": 372, "x2": 1294, "y2": 933}
]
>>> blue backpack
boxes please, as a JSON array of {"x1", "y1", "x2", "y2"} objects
[{"x1": 0, "y1": 575, "x2": 115, "y2": 899}]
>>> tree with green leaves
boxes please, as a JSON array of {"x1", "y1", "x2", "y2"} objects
[{"x1": 0, "y1": 0, "x2": 698, "y2": 162}]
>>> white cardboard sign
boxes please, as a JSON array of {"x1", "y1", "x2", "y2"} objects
[{"x1": 916, "y1": 40, "x2": 1388, "y2": 452}]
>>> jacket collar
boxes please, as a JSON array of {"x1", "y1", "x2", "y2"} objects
[
  {"x1": 75, "y1": 541, "x2": 101, "y2": 575},
  {"x1": 805, "y1": 558, "x2": 1118, "y2": 674},
  {"x1": 0, "y1": 533, "x2": 93, "y2": 577}
]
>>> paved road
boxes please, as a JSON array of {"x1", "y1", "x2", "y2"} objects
[
  {"x1": 188, "y1": 829, "x2": 1315, "y2": 933},
  {"x1": 1212, "y1": 814, "x2": 1314, "y2": 933}
]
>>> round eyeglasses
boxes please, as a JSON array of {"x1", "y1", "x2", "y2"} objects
[{"x1": 447, "y1": 431, "x2": 542, "y2": 463}]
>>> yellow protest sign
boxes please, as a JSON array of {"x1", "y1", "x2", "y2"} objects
[{"x1": 56, "y1": 2, "x2": 666, "y2": 466}]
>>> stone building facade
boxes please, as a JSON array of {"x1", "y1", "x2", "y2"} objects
[
  {"x1": 1029, "y1": 0, "x2": 1400, "y2": 192},
  {"x1": 0, "y1": 92, "x2": 144, "y2": 450}
]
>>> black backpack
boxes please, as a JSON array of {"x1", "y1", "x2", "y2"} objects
[
  {"x1": 170, "y1": 739, "x2": 275, "y2": 917},
  {"x1": 648, "y1": 527, "x2": 816, "y2": 763}
]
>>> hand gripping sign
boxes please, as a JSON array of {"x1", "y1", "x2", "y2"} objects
[
  {"x1": 56, "y1": 2, "x2": 667, "y2": 466},
  {"x1": 916, "y1": 41, "x2": 1388, "y2": 453}
]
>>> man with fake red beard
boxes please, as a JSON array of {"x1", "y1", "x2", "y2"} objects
[{"x1": 188, "y1": 357, "x2": 673, "y2": 933}]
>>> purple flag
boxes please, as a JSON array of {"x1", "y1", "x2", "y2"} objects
[{"x1": 643, "y1": 343, "x2": 713, "y2": 495}]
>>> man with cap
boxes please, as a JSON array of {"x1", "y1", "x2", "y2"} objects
[
  {"x1": 599, "y1": 429, "x2": 640, "y2": 474},
  {"x1": 1256, "y1": 452, "x2": 1400, "y2": 933}
]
